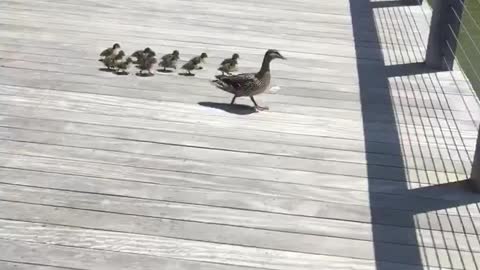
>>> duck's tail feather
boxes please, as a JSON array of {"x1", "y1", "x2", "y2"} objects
[
  {"x1": 267, "y1": 85, "x2": 281, "y2": 94},
  {"x1": 215, "y1": 74, "x2": 229, "y2": 80}
]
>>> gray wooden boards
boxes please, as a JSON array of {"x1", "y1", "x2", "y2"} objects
[{"x1": 0, "y1": 0, "x2": 479, "y2": 269}]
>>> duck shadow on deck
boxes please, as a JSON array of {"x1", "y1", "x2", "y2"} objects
[
  {"x1": 198, "y1": 102, "x2": 258, "y2": 115},
  {"x1": 350, "y1": 0, "x2": 480, "y2": 268}
]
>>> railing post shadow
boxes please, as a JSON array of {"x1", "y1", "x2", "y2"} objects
[
  {"x1": 423, "y1": 0, "x2": 480, "y2": 192},
  {"x1": 402, "y1": 0, "x2": 423, "y2": 5},
  {"x1": 425, "y1": 0, "x2": 465, "y2": 70},
  {"x1": 471, "y1": 127, "x2": 480, "y2": 192}
]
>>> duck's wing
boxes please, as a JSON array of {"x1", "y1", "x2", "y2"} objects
[
  {"x1": 114, "y1": 51, "x2": 125, "y2": 60},
  {"x1": 190, "y1": 56, "x2": 201, "y2": 64},
  {"x1": 221, "y1": 72, "x2": 254, "y2": 82},
  {"x1": 131, "y1": 51, "x2": 145, "y2": 64},
  {"x1": 220, "y1": 58, "x2": 232, "y2": 66},
  {"x1": 160, "y1": 54, "x2": 174, "y2": 66},
  {"x1": 100, "y1": 48, "x2": 113, "y2": 56},
  {"x1": 131, "y1": 50, "x2": 143, "y2": 58},
  {"x1": 215, "y1": 73, "x2": 256, "y2": 89},
  {"x1": 161, "y1": 54, "x2": 172, "y2": 61},
  {"x1": 182, "y1": 60, "x2": 195, "y2": 70}
]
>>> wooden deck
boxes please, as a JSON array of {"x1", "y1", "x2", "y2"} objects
[{"x1": 0, "y1": 0, "x2": 479, "y2": 269}]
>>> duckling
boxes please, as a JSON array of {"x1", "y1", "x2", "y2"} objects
[
  {"x1": 137, "y1": 53, "x2": 157, "y2": 76},
  {"x1": 159, "y1": 50, "x2": 180, "y2": 72},
  {"x1": 131, "y1": 47, "x2": 155, "y2": 65},
  {"x1": 191, "y1": 52, "x2": 208, "y2": 69},
  {"x1": 181, "y1": 53, "x2": 208, "y2": 75},
  {"x1": 191, "y1": 52, "x2": 208, "y2": 63},
  {"x1": 104, "y1": 50, "x2": 125, "y2": 70},
  {"x1": 115, "y1": 57, "x2": 133, "y2": 74},
  {"x1": 180, "y1": 60, "x2": 197, "y2": 75},
  {"x1": 99, "y1": 43, "x2": 121, "y2": 62},
  {"x1": 211, "y1": 49, "x2": 286, "y2": 111},
  {"x1": 218, "y1": 53, "x2": 240, "y2": 75}
]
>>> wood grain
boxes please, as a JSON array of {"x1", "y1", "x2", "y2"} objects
[{"x1": 0, "y1": 0, "x2": 478, "y2": 268}]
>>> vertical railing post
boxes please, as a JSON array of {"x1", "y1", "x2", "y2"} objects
[
  {"x1": 425, "y1": 0, "x2": 465, "y2": 70},
  {"x1": 470, "y1": 127, "x2": 480, "y2": 192}
]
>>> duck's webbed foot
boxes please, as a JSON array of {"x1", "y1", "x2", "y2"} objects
[{"x1": 250, "y1": 96, "x2": 269, "y2": 111}]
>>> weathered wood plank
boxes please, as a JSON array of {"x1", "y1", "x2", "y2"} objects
[
  {"x1": 0, "y1": 164, "x2": 478, "y2": 233},
  {"x1": 0, "y1": 200, "x2": 476, "y2": 269},
  {"x1": 0, "y1": 261, "x2": 81, "y2": 270},
  {"x1": 0, "y1": 46, "x2": 472, "y2": 105},
  {"x1": 0, "y1": 84, "x2": 475, "y2": 148},
  {"x1": 0, "y1": 116, "x2": 471, "y2": 173},
  {"x1": 0, "y1": 137, "x2": 468, "y2": 186},
  {"x1": 0, "y1": 67, "x2": 477, "y2": 129},
  {"x1": 0, "y1": 0, "x2": 478, "y2": 268},
  {"x1": 0, "y1": 124, "x2": 469, "y2": 175},
  {"x1": 0, "y1": 37, "x2": 467, "y2": 90},
  {"x1": 0, "y1": 113, "x2": 473, "y2": 164},
  {"x1": 1, "y1": 184, "x2": 478, "y2": 253},
  {"x1": 0, "y1": 239, "x2": 260, "y2": 270},
  {"x1": 0, "y1": 13, "x2": 427, "y2": 63},
  {"x1": 0, "y1": 58, "x2": 458, "y2": 114},
  {"x1": 0, "y1": 0, "x2": 426, "y2": 35},
  {"x1": 0, "y1": 49, "x2": 477, "y2": 125},
  {"x1": 2, "y1": 219, "x2": 439, "y2": 270},
  {"x1": 0, "y1": 141, "x2": 472, "y2": 206},
  {"x1": 0, "y1": 106, "x2": 473, "y2": 162},
  {"x1": 0, "y1": 68, "x2": 473, "y2": 132}
]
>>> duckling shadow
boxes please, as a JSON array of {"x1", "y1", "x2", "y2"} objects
[
  {"x1": 115, "y1": 71, "x2": 129, "y2": 76},
  {"x1": 179, "y1": 72, "x2": 196, "y2": 77},
  {"x1": 198, "y1": 102, "x2": 257, "y2": 115},
  {"x1": 157, "y1": 69, "x2": 175, "y2": 73},
  {"x1": 136, "y1": 72, "x2": 154, "y2": 77},
  {"x1": 99, "y1": 68, "x2": 115, "y2": 72}
]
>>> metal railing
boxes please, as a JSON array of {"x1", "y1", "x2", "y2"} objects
[{"x1": 405, "y1": 0, "x2": 480, "y2": 191}]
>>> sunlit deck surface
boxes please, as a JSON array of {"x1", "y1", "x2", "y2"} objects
[{"x1": 0, "y1": 0, "x2": 479, "y2": 269}]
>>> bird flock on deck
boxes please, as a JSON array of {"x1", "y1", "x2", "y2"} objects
[{"x1": 99, "y1": 43, "x2": 286, "y2": 111}]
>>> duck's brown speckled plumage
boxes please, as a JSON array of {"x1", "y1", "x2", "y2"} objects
[
  {"x1": 211, "y1": 49, "x2": 285, "y2": 110},
  {"x1": 215, "y1": 72, "x2": 270, "y2": 97}
]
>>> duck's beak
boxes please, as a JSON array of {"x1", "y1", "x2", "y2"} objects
[{"x1": 278, "y1": 53, "x2": 286, "y2": 60}]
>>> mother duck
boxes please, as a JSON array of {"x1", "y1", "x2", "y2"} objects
[{"x1": 211, "y1": 49, "x2": 286, "y2": 111}]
